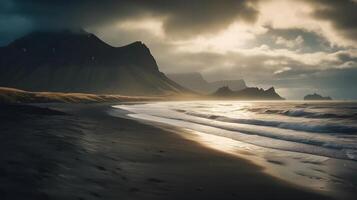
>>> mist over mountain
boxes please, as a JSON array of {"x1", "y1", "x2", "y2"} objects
[
  {"x1": 213, "y1": 86, "x2": 284, "y2": 100},
  {"x1": 167, "y1": 72, "x2": 246, "y2": 94},
  {"x1": 0, "y1": 30, "x2": 186, "y2": 95}
]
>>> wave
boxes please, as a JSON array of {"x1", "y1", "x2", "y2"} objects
[
  {"x1": 182, "y1": 111, "x2": 357, "y2": 134},
  {"x1": 247, "y1": 108, "x2": 357, "y2": 119},
  {"x1": 114, "y1": 101, "x2": 357, "y2": 161},
  {"x1": 144, "y1": 112, "x2": 357, "y2": 161},
  {"x1": 281, "y1": 109, "x2": 357, "y2": 119}
]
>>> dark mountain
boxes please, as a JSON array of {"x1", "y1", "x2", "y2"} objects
[
  {"x1": 304, "y1": 93, "x2": 332, "y2": 100},
  {"x1": 167, "y1": 72, "x2": 246, "y2": 94},
  {"x1": 0, "y1": 30, "x2": 186, "y2": 95},
  {"x1": 212, "y1": 86, "x2": 285, "y2": 100}
]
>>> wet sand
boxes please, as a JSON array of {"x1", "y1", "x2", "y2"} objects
[{"x1": 0, "y1": 103, "x2": 334, "y2": 199}]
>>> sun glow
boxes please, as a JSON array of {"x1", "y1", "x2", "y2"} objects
[
  {"x1": 116, "y1": 18, "x2": 165, "y2": 38},
  {"x1": 175, "y1": 22, "x2": 265, "y2": 53}
]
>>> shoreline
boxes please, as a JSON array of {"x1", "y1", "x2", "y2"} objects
[
  {"x1": 111, "y1": 102, "x2": 357, "y2": 200},
  {"x1": 0, "y1": 103, "x2": 337, "y2": 199},
  {"x1": 105, "y1": 103, "x2": 336, "y2": 199}
]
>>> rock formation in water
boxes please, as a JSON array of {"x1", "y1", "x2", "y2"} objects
[
  {"x1": 304, "y1": 93, "x2": 332, "y2": 100},
  {"x1": 212, "y1": 86, "x2": 285, "y2": 100}
]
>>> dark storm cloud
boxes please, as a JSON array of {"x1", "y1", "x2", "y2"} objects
[
  {"x1": 307, "y1": 0, "x2": 357, "y2": 42},
  {"x1": 1, "y1": 0, "x2": 259, "y2": 39},
  {"x1": 337, "y1": 53, "x2": 357, "y2": 63},
  {"x1": 1, "y1": 0, "x2": 356, "y2": 99}
]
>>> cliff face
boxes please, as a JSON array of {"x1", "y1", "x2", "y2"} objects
[
  {"x1": 0, "y1": 30, "x2": 185, "y2": 95},
  {"x1": 212, "y1": 86, "x2": 285, "y2": 100}
]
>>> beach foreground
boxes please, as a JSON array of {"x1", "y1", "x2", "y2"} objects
[{"x1": 0, "y1": 103, "x2": 335, "y2": 200}]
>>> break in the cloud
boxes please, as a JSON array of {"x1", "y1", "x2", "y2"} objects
[
  {"x1": 1, "y1": 0, "x2": 357, "y2": 99},
  {"x1": 275, "y1": 35, "x2": 304, "y2": 49}
]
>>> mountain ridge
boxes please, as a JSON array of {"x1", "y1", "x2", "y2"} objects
[{"x1": 0, "y1": 30, "x2": 185, "y2": 95}]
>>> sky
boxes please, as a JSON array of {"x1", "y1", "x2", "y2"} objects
[{"x1": 1, "y1": 0, "x2": 357, "y2": 99}]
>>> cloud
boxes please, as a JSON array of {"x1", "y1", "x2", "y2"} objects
[
  {"x1": 1, "y1": 0, "x2": 259, "y2": 39},
  {"x1": 274, "y1": 67, "x2": 292, "y2": 74},
  {"x1": 1, "y1": 0, "x2": 357, "y2": 99},
  {"x1": 92, "y1": 20, "x2": 357, "y2": 100},
  {"x1": 250, "y1": 26, "x2": 337, "y2": 53},
  {"x1": 257, "y1": 0, "x2": 357, "y2": 47},
  {"x1": 307, "y1": 0, "x2": 357, "y2": 43}
]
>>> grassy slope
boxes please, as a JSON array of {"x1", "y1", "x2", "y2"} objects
[{"x1": 0, "y1": 87, "x2": 163, "y2": 104}]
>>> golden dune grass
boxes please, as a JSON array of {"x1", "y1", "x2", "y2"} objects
[{"x1": 0, "y1": 87, "x2": 162, "y2": 104}]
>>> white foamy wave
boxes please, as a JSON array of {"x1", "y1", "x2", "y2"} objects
[
  {"x1": 345, "y1": 149, "x2": 357, "y2": 160},
  {"x1": 248, "y1": 108, "x2": 357, "y2": 119},
  {"x1": 183, "y1": 111, "x2": 357, "y2": 134}
]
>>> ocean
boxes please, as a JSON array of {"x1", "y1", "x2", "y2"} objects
[
  {"x1": 113, "y1": 101, "x2": 357, "y2": 198},
  {"x1": 114, "y1": 101, "x2": 357, "y2": 161}
]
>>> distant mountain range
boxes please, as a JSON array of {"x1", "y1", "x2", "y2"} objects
[
  {"x1": 304, "y1": 93, "x2": 332, "y2": 100},
  {"x1": 212, "y1": 86, "x2": 285, "y2": 100},
  {"x1": 0, "y1": 30, "x2": 186, "y2": 95},
  {"x1": 167, "y1": 72, "x2": 246, "y2": 94}
]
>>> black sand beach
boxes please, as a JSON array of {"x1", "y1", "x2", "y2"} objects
[{"x1": 0, "y1": 103, "x2": 334, "y2": 200}]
